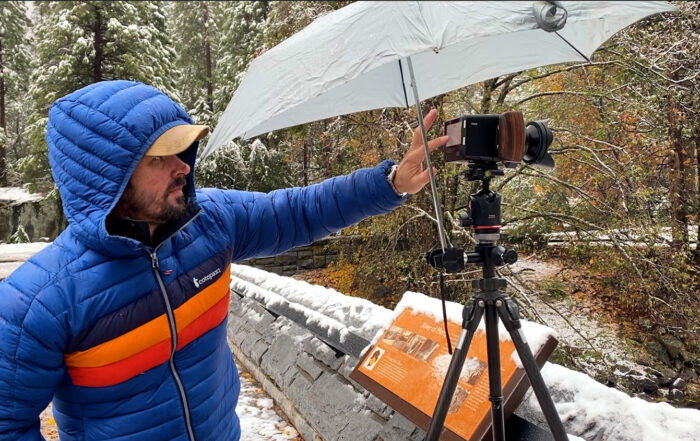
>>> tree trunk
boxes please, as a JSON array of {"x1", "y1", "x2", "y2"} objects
[
  {"x1": 93, "y1": 5, "x2": 104, "y2": 82},
  {"x1": 480, "y1": 78, "x2": 497, "y2": 114},
  {"x1": 303, "y1": 142, "x2": 309, "y2": 186},
  {"x1": 693, "y1": 120, "x2": 700, "y2": 263},
  {"x1": 203, "y1": 3, "x2": 214, "y2": 113},
  {"x1": 667, "y1": 70, "x2": 689, "y2": 252},
  {"x1": 0, "y1": 39, "x2": 6, "y2": 186}
]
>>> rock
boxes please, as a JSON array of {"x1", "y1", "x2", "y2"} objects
[
  {"x1": 641, "y1": 378, "x2": 659, "y2": 394},
  {"x1": 668, "y1": 388, "x2": 684, "y2": 400},
  {"x1": 659, "y1": 376, "x2": 675, "y2": 387},
  {"x1": 686, "y1": 383, "x2": 700, "y2": 407},
  {"x1": 313, "y1": 255, "x2": 327, "y2": 268},
  {"x1": 680, "y1": 367, "x2": 698, "y2": 382},
  {"x1": 629, "y1": 375, "x2": 659, "y2": 394},
  {"x1": 659, "y1": 334, "x2": 684, "y2": 360},
  {"x1": 298, "y1": 258, "x2": 314, "y2": 269},
  {"x1": 645, "y1": 341, "x2": 673, "y2": 366},
  {"x1": 672, "y1": 378, "x2": 687, "y2": 390}
]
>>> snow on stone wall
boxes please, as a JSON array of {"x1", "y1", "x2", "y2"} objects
[{"x1": 227, "y1": 264, "x2": 700, "y2": 441}]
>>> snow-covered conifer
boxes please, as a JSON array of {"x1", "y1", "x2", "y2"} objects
[
  {"x1": 21, "y1": 1, "x2": 180, "y2": 188},
  {"x1": 0, "y1": 2, "x2": 32, "y2": 186}
]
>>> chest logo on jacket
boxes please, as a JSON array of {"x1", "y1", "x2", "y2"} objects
[{"x1": 194, "y1": 267, "x2": 222, "y2": 289}]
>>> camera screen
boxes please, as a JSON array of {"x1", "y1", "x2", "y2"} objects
[{"x1": 445, "y1": 120, "x2": 462, "y2": 148}]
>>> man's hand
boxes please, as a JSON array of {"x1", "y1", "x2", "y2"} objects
[{"x1": 393, "y1": 109, "x2": 449, "y2": 195}]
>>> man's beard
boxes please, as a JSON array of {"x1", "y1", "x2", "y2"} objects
[{"x1": 115, "y1": 176, "x2": 188, "y2": 224}]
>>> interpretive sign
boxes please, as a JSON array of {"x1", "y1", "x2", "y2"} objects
[{"x1": 350, "y1": 305, "x2": 557, "y2": 441}]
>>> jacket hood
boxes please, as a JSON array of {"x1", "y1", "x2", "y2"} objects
[{"x1": 46, "y1": 80, "x2": 200, "y2": 257}]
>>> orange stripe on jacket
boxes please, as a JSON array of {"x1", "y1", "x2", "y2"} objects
[
  {"x1": 65, "y1": 267, "x2": 231, "y2": 368},
  {"x1": 68, "y1": 291, "x2": 231, "y2": 387}
]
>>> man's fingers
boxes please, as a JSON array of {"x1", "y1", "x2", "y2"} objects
[
  {"x1": 428, "y1": 135, "x2": 449, "y2": 151},
  {"x1": 412, "y1": 109, "x2": 439, "y2": 146},
  {"x1": 418, "y1": 167, "x2": 439, "y2": 185},
  {"x1": 405, "y1": 135, "x2": 449, "y2": 162},
  {"x1": 422, "y1": 108, "x2": 439, "y2": 132}
]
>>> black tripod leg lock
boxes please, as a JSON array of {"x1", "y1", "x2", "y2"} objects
[
  {"x1": 496, "y1": 297, "x2": 522, "y2": 331},
  {"x1": 462, "y1": 298, "x2": 483, "y2": 331}
]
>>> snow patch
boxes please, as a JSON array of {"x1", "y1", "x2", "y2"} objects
[
  {"x1": 0, "y1": 187, "x2": 44, "y2": 205},
  {"x1": 522, "y1": 363, "x2": 700, "y2": 441},
  {"x1": 237, "y1": 373, "x2": 299, "y2": 440},
  {"x1": 230, "y1": 264, "x2": 393, "y2": 341}
]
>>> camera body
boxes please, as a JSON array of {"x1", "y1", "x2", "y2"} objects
[{"x1": 443, "y1": 111, "x2": 554, "y2": 169}]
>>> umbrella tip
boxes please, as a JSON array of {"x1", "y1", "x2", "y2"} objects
[{"x1": 533, "y1": 1, "x2": 567, "y2": 32}]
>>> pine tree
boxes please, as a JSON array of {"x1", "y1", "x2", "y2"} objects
[
  {"x1": 20, "y1": 1, "x2": 180, "y2": 188},
  {"x1": 169, "y1": 2, "x2": 292, "y2": 192},
  {"x1": 196, "y1": 139, "x2": 289, "y2": 192},
  {"x1": 214, "y1": 1, "x2": 269, "y2": 118},
  {"x1": 0, "y1": 2, "x2": 32, "y2": 186},
  {"x1": 168, "y1": 1, "x2": 219, "y2": 126}
]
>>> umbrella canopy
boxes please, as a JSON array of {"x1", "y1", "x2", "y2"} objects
[{"x1": 202, "y1": 0, "x2": 674, "y2": 157}]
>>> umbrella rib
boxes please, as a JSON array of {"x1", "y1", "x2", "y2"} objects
[
  {"x1": 398, "y1": 59, "x2": 410, "y2": 109},
  {"x1": 554, "y1": 31, "x2": 591, "y2": 63}
]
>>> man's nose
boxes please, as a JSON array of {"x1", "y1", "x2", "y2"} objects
[{"x1": 169, "y1": 155, "x2": 191, "y2": 176}]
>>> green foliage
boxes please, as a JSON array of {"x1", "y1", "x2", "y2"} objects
[
  {"x1": 196, "y1": 139, "x2": 290, "y2": 192},
  {"x1": 9, "y1": 225, "x2": 29, "y2": 244},
  {"x1": 0, "y1": 1, "x2": 32, "y2": 186},
  {"x1": 538, "y1": 278, "x2": 568, "y2": 300},
  {"x1": 20, "y1": 1, "x2": 180, "y2": 189},
  {"x1": 214, "y1": 1, "x2": 269, "y2": 119}
]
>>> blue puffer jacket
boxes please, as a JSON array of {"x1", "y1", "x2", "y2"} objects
[{"x1": 0, "y1": 80, "x2": 405, "y2": 441}]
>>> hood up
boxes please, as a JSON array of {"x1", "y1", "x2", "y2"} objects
[{"x1": 46, "y1": 80, "x2": 200, "y2": 257}]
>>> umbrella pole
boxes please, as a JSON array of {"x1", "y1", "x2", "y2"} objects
[{"x1": 405, "y1": 56, "x2": 449, "y2": 251}]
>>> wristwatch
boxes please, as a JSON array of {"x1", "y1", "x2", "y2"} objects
[{"x1": 386, "y1": 164, "x2": 408, "y2": 198}]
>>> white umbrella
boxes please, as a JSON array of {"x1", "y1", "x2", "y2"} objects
[
  {"x1": 202, "y1": 0, "x2": 674, "y2": 251},
  {"x1": 202, "y1": 1, "x2": 674, "y2": 155}
]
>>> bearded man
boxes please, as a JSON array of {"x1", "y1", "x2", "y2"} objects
[{"x1": 0, "y1": 80, "x2": 446, "y2": 441}]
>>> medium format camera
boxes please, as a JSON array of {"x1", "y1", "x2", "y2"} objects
[{"x1": 443, "y1": 111, "x2": 554, "y2": 169}]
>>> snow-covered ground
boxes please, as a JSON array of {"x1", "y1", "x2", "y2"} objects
[
  {"x1": 0, "y1": 187, "x2": 44, "y2": 205},
  {"x1": 505, "y1": 256, "x2": 647, "y2": 375},
  {"x1": 0, "y1": 242, "x2": 51, "y2": 280}
]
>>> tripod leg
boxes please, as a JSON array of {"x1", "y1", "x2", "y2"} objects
[
  {"x1": 496, "y1": 298, "x2": 570, "y2": 441},
  {"x1": 484, "y1": 303, "x2": 506, "y2": 441},
  {"x1": 425, "y1": 299, "x2": 484, "y2": 441}
]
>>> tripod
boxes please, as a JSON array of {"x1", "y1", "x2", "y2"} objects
[{"x1": 424, "y1": 168, "x2": 569, "y2": 441}]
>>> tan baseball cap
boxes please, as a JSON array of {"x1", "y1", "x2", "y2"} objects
[{"x1": 145, "y1": 124, "x2": 210, "y2": 156}]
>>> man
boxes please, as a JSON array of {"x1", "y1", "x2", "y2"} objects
[{"x1": 0, "y1": 80, "x2": 447, "y2": 441}]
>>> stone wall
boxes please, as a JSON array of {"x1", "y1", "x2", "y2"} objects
[
  {"x1": 227, "y1": 293, "x2": 425, "y2": 441},
  {"x1": 243, "y1": 236, "x2": 361, "y2": 276}
]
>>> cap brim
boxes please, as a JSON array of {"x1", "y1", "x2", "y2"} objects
[{"x1": 145, "y1": 124, "x2": 210, "y2": 156}]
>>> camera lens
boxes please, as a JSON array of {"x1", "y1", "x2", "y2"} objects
[{"x1": 524, "y1": 121, "x2": 555, "y2": 168}]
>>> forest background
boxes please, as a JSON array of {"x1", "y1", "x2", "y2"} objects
[{"x1": 0, "y1": 1, "x2": 698, "y2": 407}]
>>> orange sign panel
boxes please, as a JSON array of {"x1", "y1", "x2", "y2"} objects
[{"x1": 351, "y1": 308, "x2": 556, "y2": 441}]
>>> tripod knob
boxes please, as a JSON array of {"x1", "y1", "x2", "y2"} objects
[
  {"x1": 503, "y1": 248, "x2": 518, "y2": 265},
  {"x1": 459, "y1": 211, "x2": 474, "y2": 227}
]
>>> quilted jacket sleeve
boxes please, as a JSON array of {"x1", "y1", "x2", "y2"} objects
[
  {"x1": 204, "y1": 160, "x2": 407, "y2": 262},
  {"x1": 0, "y1": 265, "x2": 67, "y2": 441}
]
